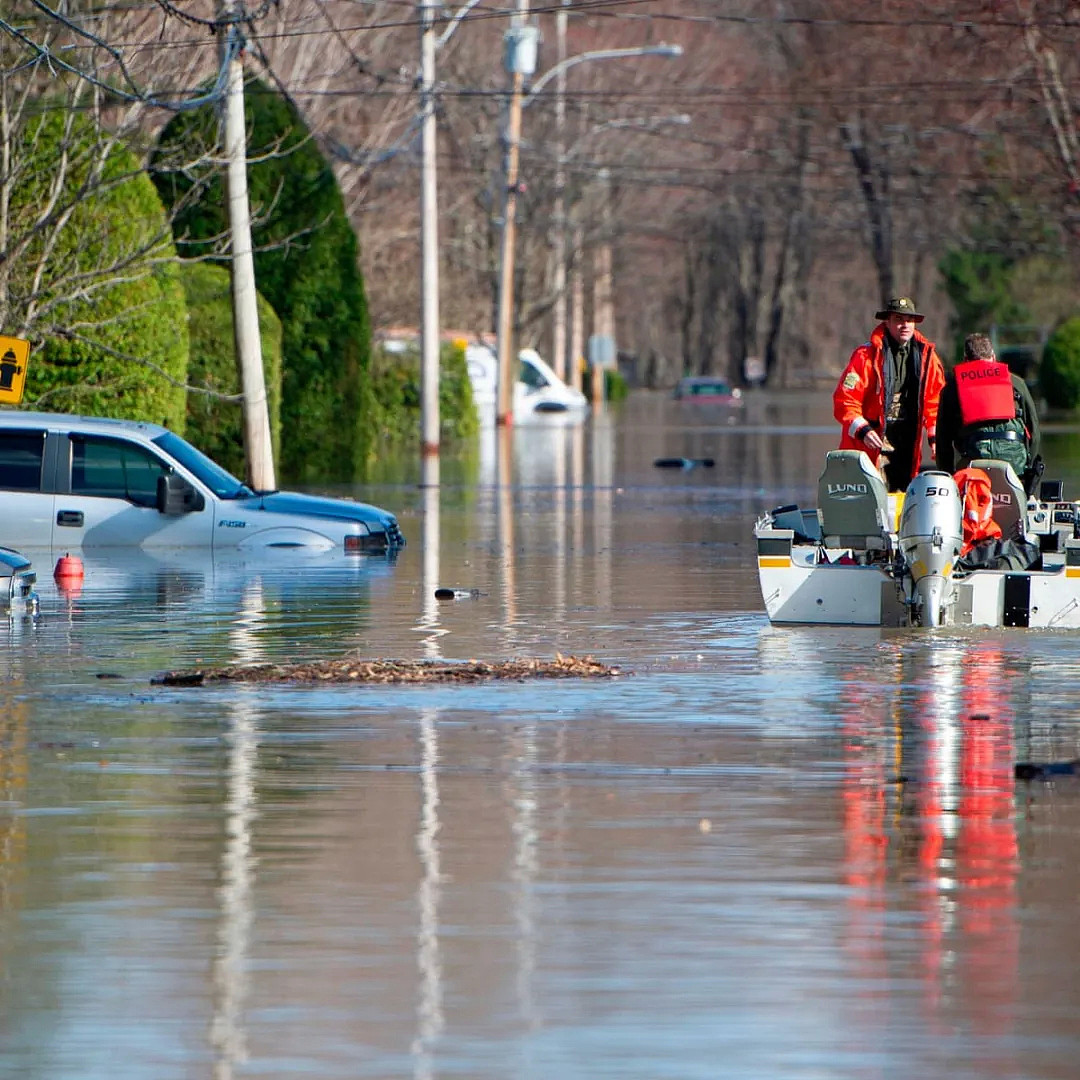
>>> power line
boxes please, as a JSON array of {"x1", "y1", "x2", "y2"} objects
[{"x1": 38, "y1": 0, "x2": 1080, "y2": 48}]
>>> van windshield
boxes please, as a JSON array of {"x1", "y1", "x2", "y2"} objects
[{"x1": 153, "y1": 431, "x2": 253, "y2": 499}]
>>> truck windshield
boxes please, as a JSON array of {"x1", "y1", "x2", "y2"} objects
[{"x1": 152, "y1": 431, "x2": 253, "y2": 499}]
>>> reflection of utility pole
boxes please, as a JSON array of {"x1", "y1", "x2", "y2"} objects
[
  {"x1": 495, "y1": 0, "x2": 537, "y2": 428},
  {"x1": 419, "y1": 485, "x2": 443, "y2": 660},
  {"x1": 210, "y1": 700, "x2": 257, "y2": 1080},
  {"x1": 218, "y1": 3, "x2": 275, "y2": 492},
  {"x1": 418, "y1": 0, "x2": 440, "y2": 485},
  {"x1": 412, "y1": 707, "x2": 444, "y2": 1079}
]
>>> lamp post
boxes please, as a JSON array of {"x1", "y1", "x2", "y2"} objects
[
  {"x1": 494, "y1": 40, "x2": 683, "y2": 426},
  {"x1": 493, "y1": 1, "x2": 538, "y2": 428},
  {"x1": 556, "y1": 113, "x2": 690, "y2": 394}
]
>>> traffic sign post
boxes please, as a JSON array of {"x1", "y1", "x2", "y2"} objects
[{"x1": 0, "y1": 336, "x2": 31, "y2": 404}]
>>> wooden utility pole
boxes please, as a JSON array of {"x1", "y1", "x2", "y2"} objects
[
  {"x1": 569, "y1": 223, "x2": 584, "y2": 393},
  {"x1": 418, "y1": 0, "x2": 440, "y2": 485},
  {"x1": 590, "y1": 168, "x2": 614, "y2": 411},
  {"x1": 219, "y1": 9, "x2": 276, "y2": 491},
  {"x1": 494, "y1": 0, "x2": 534, "y2": 428},
  {"x1": 550, "y1": 0, "x2": 569, "y2": 383}
]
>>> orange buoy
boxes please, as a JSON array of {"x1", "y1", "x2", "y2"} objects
[{"x1": 54, "y1": 553, "x2": 85, "y2": 581}]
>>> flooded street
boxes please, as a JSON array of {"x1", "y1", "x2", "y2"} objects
[{"x1": 4, "y1": 391, "x2": 1080, "y2": 1079}]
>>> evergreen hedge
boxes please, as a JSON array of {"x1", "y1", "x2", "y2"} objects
[
  {"x1": 153, "y1": 82, "x2": 371, "y2": 481},
  {"x1": 181, "y1": 263, "x2": 283, "y2": 476}
]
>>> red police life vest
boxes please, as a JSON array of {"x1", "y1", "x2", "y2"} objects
[{"x1": 954, "y1": 359, "x2": 1015, "y2": 426}]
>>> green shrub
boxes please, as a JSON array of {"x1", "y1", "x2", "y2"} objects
[
  {"x1": 12, "y1": 110, "x2": 187, "y2": 427},
  {"x1": 181, "y1": 263, "x2": 283, "y2": 476},
  {"x1": 583, "y1": 367, "x2": 628, "y2": 404},
  {"x1": 369, "y1": 341, "x2": 478, "y2": 443},
  {"x1": 153, "y1": 82, "x2": 371, "y2": 481},
  {"x1": 605, "y1": 369, "x2": 629, "y2": 404},
  {"x1": 1041, "y1": 316, "x2": 1080, "y2": 410}
]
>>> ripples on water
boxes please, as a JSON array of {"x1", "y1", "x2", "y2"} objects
[{"x1": 2, "y1": 394, "x2": 1080, "y2": 1079}]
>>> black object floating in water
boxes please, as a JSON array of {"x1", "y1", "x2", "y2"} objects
[
  {"x1": 435, "y1": 588, "x2": 482, "y2": 600},
  {"x1": 653, "y1": 457, "x2": 715, "y2": 469},
  {"x1": 1015, "y1": 760, "x2": 1080, "y2": 780}
]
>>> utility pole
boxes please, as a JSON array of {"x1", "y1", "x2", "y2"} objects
[
  {"x1": 550, "y1": 0, "x2": 569, "y2": 383},
  {"x1": 589, "y1": 168, "x2": 615, "y2": 412},
  {"x1": 219, "y1": 6, "x2": 275, "y2": 491},
  {"x1": 494, "y1": 0, "x2": 537, "y2": 428},
  {"x1": 419, "y1": 0, "x2": 440, "y2": 485},
  {"x1": 569, "y1": 222, "x2": 584, "y2": 393}
]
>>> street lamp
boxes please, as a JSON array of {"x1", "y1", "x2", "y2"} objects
[
  {"x1": 494, "y1": 39, "x2": 683, "y2": 425},
  {"x1": 555, "y1": 113, "x2": 691, "y2": 388},
  {"x1": 525, "y1": 43, "x2": 683, "y2": 102}
]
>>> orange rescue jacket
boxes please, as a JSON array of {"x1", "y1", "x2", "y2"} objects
[{"x1": 833, "y1": 324, "x2": 946, "y2": 484}]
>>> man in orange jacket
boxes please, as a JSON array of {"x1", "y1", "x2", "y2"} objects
[{"x1": 833, "y1": 296, "x2": 946, "y2": 492}]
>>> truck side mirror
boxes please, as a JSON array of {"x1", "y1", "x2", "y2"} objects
[{"x1": 157, "y1": 473, "x2": 204, "y2": 515}]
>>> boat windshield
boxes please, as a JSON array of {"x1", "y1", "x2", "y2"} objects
[{"x1": 153, "y1": 431, "x2": 253, "y2": 499}]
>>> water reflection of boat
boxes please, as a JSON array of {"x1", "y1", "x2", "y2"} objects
[
  {"x1": 839, "y1": 643, "x2": 1021, "y2": 1056},
  {"x1": 755, "y1": 449, "x2": 1080, "y2": 628}
]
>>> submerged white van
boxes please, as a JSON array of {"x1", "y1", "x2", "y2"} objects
[
  {"x1": 0, "y1": 411, "x2": 405, "y2": 555},
  {"x1": 466, "y1": 345, "x2": 588, "y2": 425}
]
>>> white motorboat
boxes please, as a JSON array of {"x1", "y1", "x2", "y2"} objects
[{"x1": 754, "y1": 450, "x2": 1080, "y2": 628}]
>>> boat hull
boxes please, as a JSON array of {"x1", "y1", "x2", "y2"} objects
[{"x1": 756, "y1": 528, "x2": 1080, "y2": 628}]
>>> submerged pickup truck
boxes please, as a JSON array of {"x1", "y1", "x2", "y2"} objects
[{"x1": 0, "y1": 411, "x2": 405, "y2": 555}]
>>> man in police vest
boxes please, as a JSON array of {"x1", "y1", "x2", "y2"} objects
[{"x1": 935, "y1": 332, "x2": 1041, "y2": 491}]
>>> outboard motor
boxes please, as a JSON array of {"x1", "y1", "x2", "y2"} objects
[{"x1": 898, "y1": 470, "x2": 964, "y2": 626}]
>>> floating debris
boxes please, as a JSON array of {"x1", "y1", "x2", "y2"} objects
[
  {"x1": 153, "y1": 653, "x2": 625, "y2": 687},
  {"x1": 434, "y1": 587, "x2": 482, "y2": 600},
  {"x1": 653, "y1": 457, "x2": 715, "y2": 469},
  {"x1": 1015, "y1": 760, "x2": 1080, "y2": 780}
]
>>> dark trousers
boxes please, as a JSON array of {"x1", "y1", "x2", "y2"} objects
[{"x1": 882, "y1": 424, "x2": 916, "y2": 493}]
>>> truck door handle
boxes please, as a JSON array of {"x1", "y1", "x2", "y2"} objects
[{"x1": 57, "y1": 510, "x2": 84, "y2": 527}]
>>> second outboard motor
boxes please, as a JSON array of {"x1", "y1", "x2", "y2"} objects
[{"x1": 898, "y1": 470, "x2": 964, "y2": 626}]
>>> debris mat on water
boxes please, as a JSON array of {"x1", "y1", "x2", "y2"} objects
[{"x1": 153, "y1": 654, "x2": 625, "y2": 687}]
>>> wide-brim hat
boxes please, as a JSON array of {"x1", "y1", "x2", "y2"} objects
[{"x1": 875, "y1": 296, "x2": 925, "y2": 322}]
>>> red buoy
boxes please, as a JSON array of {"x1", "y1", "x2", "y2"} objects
[{"x1": 54, "y1": 553, "x2": 85, "y2": 581}]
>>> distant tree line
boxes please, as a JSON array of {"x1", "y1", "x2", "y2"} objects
[{"x1": 6, "y1": 0, "x2": 1080, "y2": 415}]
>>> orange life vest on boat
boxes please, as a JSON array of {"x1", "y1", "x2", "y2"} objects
[
  {"x1": 954, "y1": 467, "x2": 1002, "y2": 555},
  {"x1": 954, "y1": 359, "x2": 1016, "y2": 427}
]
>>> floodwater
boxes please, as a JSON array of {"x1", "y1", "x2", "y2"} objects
[{"x1": 3, "y1": 390, "x2": 1080, "y2": 1080}]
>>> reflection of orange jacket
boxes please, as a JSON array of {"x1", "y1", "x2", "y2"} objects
[{"x1": 833, "y1": 325, "x2": 946, "y2": 483}]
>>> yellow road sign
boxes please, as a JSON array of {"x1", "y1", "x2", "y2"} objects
[{"x1": 0, "y1": 335, "x2": 30, "y2": 404}]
